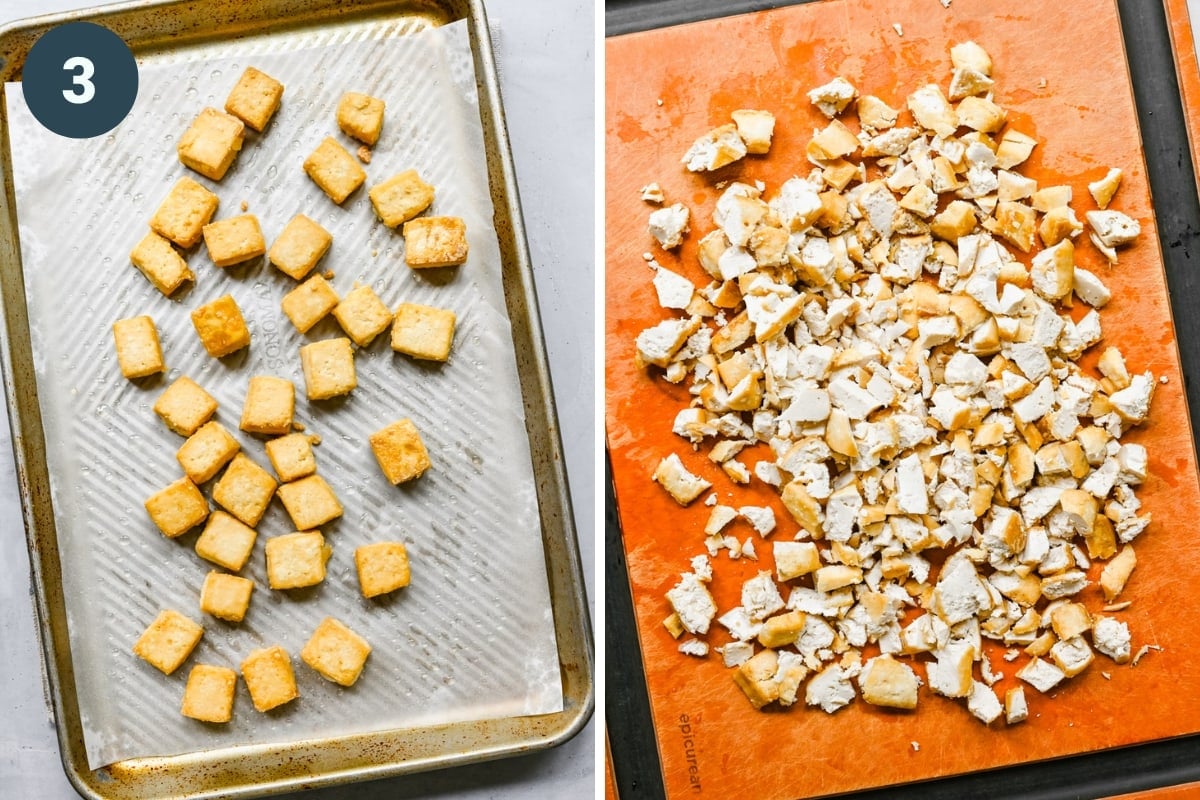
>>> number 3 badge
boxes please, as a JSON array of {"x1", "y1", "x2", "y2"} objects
[{"x1": 23, "y1": 22, "x2": 137, "y2": 139}]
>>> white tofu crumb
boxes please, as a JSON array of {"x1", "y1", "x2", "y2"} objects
[
  {"x1": 641, "y1": 182, "x2": 665, "y2": 204},
  {"x1": 806, "y1": 664, "x2": 857, "y2": 713},
  {"x1": 739, "y1": 505, "x2": 777, "y2": 536},
  {"x1": 720, "y1": 641, "x2": 755, "y2": 667},
  {"x1": 892, "y1": 22, "x2": 904, "y2": 36},
  {"x1": 679, "y1": 638, "x2": 709, "y2": 657},
  {"x1": 648, "y1": 203, "x2": 690, "y2": 250}
]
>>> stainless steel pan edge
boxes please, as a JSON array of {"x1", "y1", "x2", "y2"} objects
[{"x1": 0, "y1": 0, "x2": 593, "y2": 797}]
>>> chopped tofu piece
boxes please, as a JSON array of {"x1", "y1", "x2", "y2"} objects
[
  {"x1": 859, "y1": 655, "x2": 919, "y2": 710},
  {"x1": 300, "y1": 338, "x2": 357, "y2": 400},
  {"x1": 1005, "y1": 686, "x2": 1029, "y2": 724},
  {"x1": 177, "y1": 108, "x2": 244, "y2": 181},
  {"x1": 667, "y1": 572, "x2": 717, "y2": 635},
  {"x1": 332, "y1": 285, "x2": 392, "y2": 347},
  {"x1": 653, "y1": 453, "x2": 711, "y2": 506},
  {"x1": 276, "y1": 474, "x2": 343, "y2": 531},
  {"x1": 145, "y1": 477, "x2": 209, "y2": 538},
  {"x1": 1100, "y1": 546, "x2": 1137, "y2": 601},
  {"x1": 112, "y1": 316, "x2": 165, "y2": 379},
  {"x1": 391, "y1": 302, "x2": 457, "y2": 362},
  {"x1": 1017, "y1": 657, "x2": 1066, "y2": 693},
  {"x1": 1092, "y1": 616, "x2": 1132, "y2": 664},
  {"x1": 240, "y1": 376, "x2": 294, "y2": 436},
  {"x1": 682, "y1": 123, "x2": 747, "y2": 172},
  {"x1": 355, "y1": 541, "x2": 411, "y2": 598},
  {"x1": 224, "y1": 66, "x2": 283, "y2": 132},
  {"x1": 241, "y1": 646, "x2": 298, "y2": 712},
  {"x1": 130, "y1": 231, "x2": 193, "y2": 296},
  {"x1": 212, "y1": 453, "x2": 277, "y2": 528},
  {"x1": 1087, "y1": 209, "x2": 1140, "y2": 249},
  {"x1": 265, "y1": 531, "x2": 330, "y2": 590},
  {"x1": 269, "y1": 214, "x2": 332, "y2": 280},
  {"x1": 133, "y1": 609, "x2": 204, "y2": 675},
  {"x1": 191, "y1": 294, "x2": 251, "y2": 358},
  {"x1": 731, "y1": 109, "x2": 775, "y2": 153},
  {"x1": 281, "y1": 275, "x2": 339, "y2": 333},
  {"x1": 195, "y1": 510, "x2": 257, "y2": 572},
  {"x1": 304, "y1": 137, "x2": 367, "y2": 204},
  {"x1": 807, "y1": 77, "x2": 856, "y2": 118},
  {"x1": 150, "y1": 177, "x2": 219, "y2": 248},
  {"x1": 180, "y1": 664, "x2": 237, "y2": 723},
  {"x1": 301, "y1": 617, "x2": 371, "y2": 686},
  {"x1": 1089, "y1": 168, "x2": 1123, "y2": 209},
  {"x1": 336, "y1": 91, "x2": 385, "y2": 145},
  {"x1": 648, "y1": 203, "x2": 690, "y2": 250},
  {"x1": 403, "y1": 216, "x2": 469, "y2": 268},
  {"x1": 199, "y1": 571, "x2": 254, "y2": 622},
  {"x1": 950, "y1": 41, "x2": 993, "y2": 74},
  {"x1": 369, "y1": 418, "x2": 431, "y2": 485},
  {"x1": 265, "y1": 432, "x2": 317, "y2": 483},
  {"x1": 154, "y1": 376, "x2": 217, "y2": 437}
]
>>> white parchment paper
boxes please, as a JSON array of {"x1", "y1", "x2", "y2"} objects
[{"x1": 6, "y1": 19, "x2": 562, "y2": 768}]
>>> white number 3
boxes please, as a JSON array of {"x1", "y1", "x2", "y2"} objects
[{"x1": 62, "y1": 56, "x2": 95, "y2": 104}]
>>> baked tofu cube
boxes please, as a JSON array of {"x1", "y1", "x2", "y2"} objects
[
  {"x1": 194, "y1": 510, "x2": 258, "y2": 572},
  {"x1": 265, "y1": 432, "x2": 317, "y2": 482},
  {"x1": 269, "y1": 214, "x2": 332, "y2": 280},
  {"x1": 277, "y1": 474, "x2": 343, "y2": 530},
  {"x1": 133, "y1": 609, "x2": 204, "y2": 675},
  {"x1": 355, "y1": 542, "x2": 411, "y2": 598},
  {"x1": 391, "y1": 303, "x2": 456, "y2": 361},
  {"x1": 369, "y1": 418, "x2": 431, "y2": 484},
  {"x1": 131, "y1": 231, "x2": 194, "y2": 296},
  {"x1": 145, "y1": 477, "x2": 209, "y2": 537},
  {"x1": 332, "y1": 285, "x2": 392, "y2": 347},
  {"x1": 336, "y1": 92, "x2": 385, "y2": 145},
  {"x1": 181, "y1": 663, "x2": 237, "y2": 723},
  {"x1": 369, "y1": 170, "x2": 434, "y2": 228},
  {"x1": 178, "y1": 107, "x2": 245, "y2": 181},
  {"x1": 303, "y1": 137, "x2": 365, "y2": 204},
  {"x1": 177, "y1": 421, "x2": 241, "y2": 484},
  {"x1": 240, "y1": 375, "x2": 294, "y2": 436},
  {"x1": 265, "y1": 530, "x2": 330, "y2": 589},
  {"x1": 300, "y1": 617, "x2": 371, "y2": 687},
  {"x1": 300, "y1": 338, "x2": 356, "y2": 400},
  {"x1": 212, "y1": 453, "x2": 278, "y2": 527},
  {"x1": 281, "y1": 274, "x2": 339, "y2": 333},
  {"x1": 199, "y1": 571, "x2": 255, "y2": 622},
  {"x1": 192, "y1": 294, "x2": 251, "y2": 358},
  {"x1": 154, "y1": 376, "x2": 218, "y2": 437},
  {"x1": 150, "y1": 177, "x2": 219, "y2": 248},
  {"x1": 224, "y1": 66, "x2": 283, "y2": 132},
  {"x1": 241, "y1": 645, "x2": 298, "y2": 712},
  {"x1": 403, "y1": 216, "x2": 468, "y2": 268},
  {"x1": 203, "y1": 214, "x2": 265, "y2": 268},
  {"x1": 113, "y1": 316, "x2": 165, "y2": 379}
]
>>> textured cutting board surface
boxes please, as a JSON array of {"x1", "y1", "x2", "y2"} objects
[{"x1": 605, "y1": 0, "x2": 1200, "y2": 797}]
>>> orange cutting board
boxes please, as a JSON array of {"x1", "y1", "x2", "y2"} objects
[{"x1": 605, "y1": 0, "x2": 1200, "y2": 797}]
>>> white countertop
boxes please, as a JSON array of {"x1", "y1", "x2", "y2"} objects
[{"x1": 0, "y1": 1, "x2": 595, "y2": 797}]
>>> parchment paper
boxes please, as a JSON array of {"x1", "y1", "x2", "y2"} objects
[{"x1": 6, "y1": 18, "x2": 562, "y2": 769}]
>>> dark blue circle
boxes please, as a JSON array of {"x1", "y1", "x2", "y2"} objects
[{"x1": 23, "y1": 22, "x2": 138, "y2": 139}]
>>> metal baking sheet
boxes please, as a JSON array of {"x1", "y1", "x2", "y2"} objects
[
  {"x1": 0, "y1": 0, "x2": 592, "y2": 797},
  {"x1": 605, "y1": 0, "x2": 1200, "y2": 797}
]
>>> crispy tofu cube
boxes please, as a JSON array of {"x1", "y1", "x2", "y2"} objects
[
  {"x1": 731, "y1": 109, "x2": 775, "y2": 154},
  {"x1": 145, "y1": 476, "x2": 209, "y2": 537},
  {"x1": 203, "y1": 214, "x2": 265, "y2": 268},
  {"x1": 733, "y1": 648, "x2": 779, "y2": 709},
  {"x1": 774, "y1": 541, "x2": 821, "y2": 581},
  {"x1": 391, "y1": 303, "x2": 456, "y2": 361},
  {"x1": 199, "y1": 571, "x2": 255, "y2": 622},
  {"x1": 860, "y1": 655, "x2": 919, "y2": 710},
  {"x1": 268, "y1": 214, "x2": 332, "y2": 280},
  {"x1": 241, "y1": 645, "x2": 298, "y2": 711},
  {"x1": 154, "y1": 376, "x2": 218, "y2": 437},
  {"x1": 757, "y1": 610, "x2": 807, "y2": 648},
  {"x1": 195, "y1": 510, "x2": 258, "y2": 572},
  {"x1": 192, "y1": 294, "x2": 251, "y2": 358},
  {"x1": 265, "y1": 530, "x2": 330, "y2": 589},
  {"x1": 332, "y1": 285, "x2": 392, "y2": 346},
  {"x1": 1101, "y1": 546, "x2": 1137, "y2": 600},
  {"x1": 300, "y1": 338, "x2": 357, "y2": 400},
  {"x1": 181, "y1": 663, "x2": 237, "y2": 723},
  {"x1": 931, "y1": 200, "x2": 977, "y2": 241},
  {"x1": 300, "y1": 617, "x2": 372, "y2": 687},
  {"x1": 370, "y1": 170, "x2": 435, "y2": 228},
  {"x1": 178, "y1": 107, "x2": 245, "y2": 181},
  {"x1": 131, "y1": 231, "x2": 194, "y2": 296},
  {"x1": 1089, "y1": 168, "x2": 1123, "y2": 210},
  {"x1": 133, "y1": 609, "x2": 203, "y2": 675},
  {"x1": 355, "y1": 541, "x2": 411, "y2": 598},
  {"x1": 281, "y1": 274, "x2": 339, "y2": 333},
  {"x1": 303, "y1": 136, "x2": 365, "y2": 204},
  {"x1": 213, "y1": 453, "x2": 277, "y2": 527},
  {"x1": 276, "y1": 474, "x2": 343, "y2": 530},
  {"x1": 336, "y1": 92, "x2": 386, "y2": 145},
  {"x1": 150, "y1": 177, "x2": 219, "y2": 248},
  {"x1": 402, "y1": 216, "x2": 468, "y2": 268},
  {"x1": 177, "y1": 421, "x2": 240, "y2": 484},
  {"x1": 265, "y1": 432, "x2": 317, "y2": 482},
  {"x1": 369, "y1": 418, "x2": 431, "y2": 484},
  {"x1": 240, "y1": 375, "x2": 294, "y2": 436},
  {"x1": 224, "y1": 66, "x2": 283, "y2": 132},
  {"x1": 112, "y1": 316, "x2": 165, "y2": 379}
]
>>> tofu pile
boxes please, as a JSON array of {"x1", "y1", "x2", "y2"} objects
[
  {"x1": 118, "y1": 66, "x2": 463, "y2": 724},
  {"x1": 643, "y1": 42, "x2": 1153, "y2": 725}
]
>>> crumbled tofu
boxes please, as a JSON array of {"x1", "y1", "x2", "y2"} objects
[
  {"x1": 682, "y1": 124, "x2": 747, "y2": 172},
  {"x1": 649, "y1": 203, "x2": 691, "y2": 250},
  {"x1": 807, "y1": 77, "x2": 857, "y2": 118},
  {"x1": 731, "y1": 109, "x2": 776, "y2": 154},
  {"x1": 1089, "y1": 168, "x2": 1123, "y2": 209},
  {"x1": 641, "y1": 182, "x2": 666, "y2": 204},
  {"x1": 667, "y1": 572, "x2": 717, "y2": 635}
]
